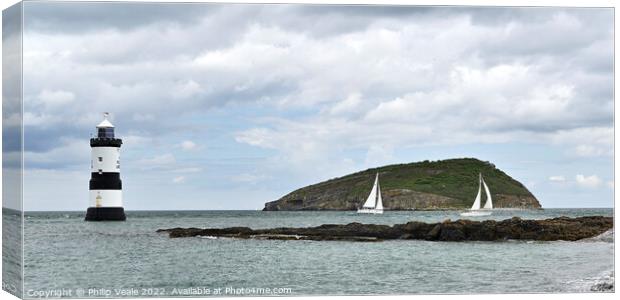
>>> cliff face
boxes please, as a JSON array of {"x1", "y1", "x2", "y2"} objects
[{"x1": 263, "y1": 158, "x2": 541, "y2": 211}]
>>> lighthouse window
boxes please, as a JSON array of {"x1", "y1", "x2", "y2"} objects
[
  {"x1": 98, "y1": 157, "x2": 103, "y2": 162},
  {"x1": 97, "y1": 127, "x2": 115, "y2": 138},
  {"x1": 98, "y1": 169, "x2": 102, "y2": 174}
]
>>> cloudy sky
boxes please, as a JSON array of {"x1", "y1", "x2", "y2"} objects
[{"x1": 5, "y1": 2, "x2": 614, "y2": 210}]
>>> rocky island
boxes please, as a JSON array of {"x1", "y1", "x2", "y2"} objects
[
  {"x1": 157, "y1": 216, "x2": 612, "y2": 242},
  {"x1": 264, "y1": 158, "x2": 541, "y2": 211}
]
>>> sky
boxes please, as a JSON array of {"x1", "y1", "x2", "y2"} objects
[{"x1": 3, "y1": 2, "x2": 614, "y2": 210}]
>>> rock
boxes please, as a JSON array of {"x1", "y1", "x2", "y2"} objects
[
  {"x1": 426, "y1": 224, "x2": 442, "y2": 240},
  {"x1": 591, "y1": 282, "x2": 614, "y2": 292},
  {"x1": 158, "y1": 216, "x2": 613, "y2": 242},
  {"x1": 438, "y1": 222, "x2": 466, "y2": 241}
]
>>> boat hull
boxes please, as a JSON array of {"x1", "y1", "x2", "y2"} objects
[
  {"x1": 460, "y1": 210, "x2": 492, "y2": 217},
  {"x1": 357, "y1": 208, "x2": 383, "y2": 214}
]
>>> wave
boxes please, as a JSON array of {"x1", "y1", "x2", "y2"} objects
[
  {"x1": 581, "y1": 229, "x2": 614, "y2": 243},
  {"x1": 566, "y1": 270, "x2": 614, "y2": 292}
]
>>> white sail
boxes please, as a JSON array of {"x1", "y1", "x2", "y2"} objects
[
  {"x1": 375, "y1": 179, "x2": 383, "y2": 210},
  {"x1": 362, "y1": 173, "x2": 379, "y2": 208},
  {"x1": 482, "y1": 177, "x2": 493, "y2": 209},
  {"x1": 470, "y1": 174, "x2": 482, "y2": 210}
]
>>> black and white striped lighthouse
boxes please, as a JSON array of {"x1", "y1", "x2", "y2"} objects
[{"x1": 85, "y1": 113, "x2": 126, "y2": 221}]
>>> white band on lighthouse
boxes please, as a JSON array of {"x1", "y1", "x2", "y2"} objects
[
  {"x1": 91, "y1": 147, "x2": 120, "y2": 173},
  {"x1": 89, "y1": 190, "x2": 123, "y2": 207}
]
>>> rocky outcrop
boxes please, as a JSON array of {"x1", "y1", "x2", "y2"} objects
[
  {"x1": 158, "y1": 216, "x2": 612, "y2": 242},
  {"x1": 264, "y1": 158, "x2": 541, "y2": 211},
  {"x1": 493, "y1": 194, "x2": 541, "y2": 209},
  {"x1": 384, "y1": 189, "x2": 463, "y2": 210}
]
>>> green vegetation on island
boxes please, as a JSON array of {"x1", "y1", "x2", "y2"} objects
[{"x1": 264, "y1": 158, "x2": 541, "y2": 211}]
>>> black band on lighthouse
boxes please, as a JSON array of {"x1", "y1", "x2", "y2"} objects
[
  {"x1": 89, "y1": 173, "x2": 122, "y2": 190},
  {"x1": 90, "y1": 138, "x2": 123, "y2": 147},
  {"x1": 85, "y1": 207, "x2": 126, "y2": 221}
]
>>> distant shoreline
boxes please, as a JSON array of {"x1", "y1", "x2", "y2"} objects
[{"x1": 15, "y1": 207, "x2": 613, "y2": 213}]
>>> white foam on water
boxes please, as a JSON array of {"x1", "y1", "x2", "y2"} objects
[
  {"x1": 577, "y1": 229, "x2": 614, "y2": 244},
  {"x1": 565, "y1": 270, "x2": 614, "y2": 292}
]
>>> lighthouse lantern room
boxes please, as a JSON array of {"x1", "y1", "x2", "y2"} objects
[{"x1": 85, "y1": 112, "x2": 126, "y2": 221}]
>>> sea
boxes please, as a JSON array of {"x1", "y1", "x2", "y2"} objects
[{"x1": 9, "y1": 208, "x2": 615, "y2": 297}]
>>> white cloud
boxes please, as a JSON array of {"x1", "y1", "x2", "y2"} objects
[
  {"x1": 234, "y1": 55, "x2": 611, "y2": 164},
  {"x1": 171, "y1": 167, "x2": 202, "y2": 173},
  {"x1": 23, "y1": 112, "x2": 63, "y2": 127},
  {"x1": 550, "y1": 127, "x2": 613, "y2": 157},
  {"x1": 548, "y1": 175, "x2": 566, "y2": 182},
  {"x1": 364, "y1": 145, "x2": 396, "y2": 167},
  {"x1": 180, "y1": 140, "x2": 197, "y2": 151},
  {"x1": 17, "y1": 11, "x2": 613, "y2": 194},
  {"x1": 172, "y1": 176, "x2": 186, "y2": 183},
  {"x1": 38, "y1": 89, "x2": 75, "y2": 107},
  {"x1": 132, "y1": 113, "x2": 155, "y2": 122},
  {"x1": 230, "y1": 173, "x2": 270, "y2": 184},
  {"x1": 3, "y1": 113, "x2": 22, "y2": 127},
  {"x1": 22, "y1": 8, "x2": 612, "y2": 155},
  {"x1": 607, "y1": 181, "x2": 614, "y2": 189},
  {"x1": 24, "y1": 138, "x2": 89, "y2": 167},
  {"x1": 575, "y1": 174, "x2": 602, "y2": 188},
  {"x1": 136, "y1": 153, "x2": 176, "y2": 169},
  {"x1": 235, "y1": 128, "x2": 276, "y2": 148},
  {"x1": 172, "y1": 80, "x2": 204, "y2": 99},
  {"x1": 123, "y1": 135, "x2": 152, "y2": 144},
  {"x1": 328, "y1": 93, "x2": 363, "y2": 115},
  {"x1": 13, "y1": 4, "x2": 613, "y2": 209},
  {"x1": 574, "y1": 144, "x2": 609, "y2": 157}
]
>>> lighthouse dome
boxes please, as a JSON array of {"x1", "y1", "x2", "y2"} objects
[
  {"x1": 97, "y1": 118, "x2": 114, "y2": 128},
  {"x1": 96, "y1": 113, "x2": 116, "y2": 138},
  {"x1": 97, "y1": 113, "x2": 114, "y2": 128}
]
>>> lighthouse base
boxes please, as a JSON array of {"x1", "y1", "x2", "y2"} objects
[{"x1": 85, "y1": 207, "x2": 126, "y2": 221}]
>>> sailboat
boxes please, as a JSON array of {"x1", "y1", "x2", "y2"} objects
[
  {"x1": 357, "y1": 173, "x2": 384, "y2": 214},
  {"x1": 460, "y1": 173, "x2": 493, "y2": 217}
]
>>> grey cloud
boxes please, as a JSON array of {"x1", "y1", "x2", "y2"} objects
[
  {"x1": 2, "y1": 2, "x2": 22, "y2": 41},
  {"x1": 22, "y1": 3, "x2": 435, "y2": 36},
  {"x1": 18, "y1": 3, "x2": 614, "y2": 171},
  {"x1": 3, "y1": 4, "x2": 23, "y2": 155},
  {"x1": 23, "y1": 1, "x2": 216, "y2": 33}
]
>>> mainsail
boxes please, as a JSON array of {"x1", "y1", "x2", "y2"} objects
[
  {"x1": 470, "y1": 173, "x2": 493, "y2": 210},
  {"x1": 462, "y1": 173, "x2": 493, "y2": 217},
  {"x1": 375, "y1": 177, "x2": 383, "y2": 210},
  {"x1": 470, "y1": 174, "x2": 482, "y2": 210},
  {"x1": 482, "y1": 177, "x2": 493, "y2": 209},
  {"x1": 362, "y1": 173, "x2": 381, "y2": 209}
]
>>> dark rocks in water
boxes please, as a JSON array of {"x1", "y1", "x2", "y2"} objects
[
  {"x1": 591, "y1": 282, "x2": 614, "y2": 292},
  {"x1": 157, "y1": 216, "x2": 613, "y2": 242}
]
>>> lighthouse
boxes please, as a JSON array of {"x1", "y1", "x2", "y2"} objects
[{"x1": 85, "y1": 113, "x2": 126, "y2": 221}]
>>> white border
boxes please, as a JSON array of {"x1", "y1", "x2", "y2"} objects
[{"x1": 0, "y1": 1, "x2": 617, "y2": 300}]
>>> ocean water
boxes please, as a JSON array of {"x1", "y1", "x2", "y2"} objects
[
  {"x1": 20, "y1": 209, "x2": 613, "y2": 297},
  {"x1": 3, "y1": 209, "x2": 22, "y2": 297}
]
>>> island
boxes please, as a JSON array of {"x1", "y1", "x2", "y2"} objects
[
  {"x1": 263, "y1": 158, "x2": 541, "y2": 211},
  {"x1": 157, "y1": 216, "x2": 612, "y2": 242}
]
